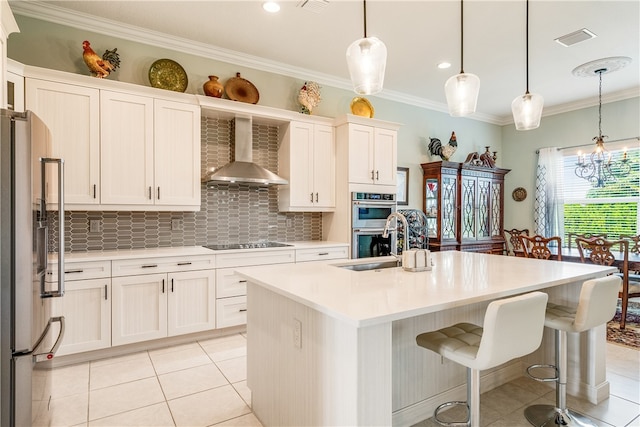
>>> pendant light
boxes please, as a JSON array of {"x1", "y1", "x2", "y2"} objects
[
  {"x1": 511, "y1": 0, "x2": 544, "y2": 130},
  {"x1": 444, "y1": 0, "x2": 480, "y2": 117},
  {"x1": 346, "y1": 0, "x2": 387, "y2": 95}
]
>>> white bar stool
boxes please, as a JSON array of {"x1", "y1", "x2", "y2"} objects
[
  {"x1": 416, "y1": 291, "x2": 549, "y2": 427},
  {"x1": 524, "y1": 275, "x2": 621, "y2": 427}
]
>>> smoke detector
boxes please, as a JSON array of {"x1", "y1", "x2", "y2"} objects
[{"x1": 297, "y1": 0, "x2": 329, "y2": 13}]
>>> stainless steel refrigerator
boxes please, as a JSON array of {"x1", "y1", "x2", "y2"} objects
[{"x1": 0, "y1": 109, "x2": 65, "y2": 426}]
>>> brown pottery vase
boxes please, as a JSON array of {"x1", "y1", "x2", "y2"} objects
[{"x1": 203, "y1": 75, "x2": 224, "y2": 98}]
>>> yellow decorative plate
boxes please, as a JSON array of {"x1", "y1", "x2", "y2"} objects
[
  {"x1": 149, "y1": 59, "x2": 188, "y2": 92},
  {"x1": 350, "y1": 97, "x2": 374, "y2": 118}
]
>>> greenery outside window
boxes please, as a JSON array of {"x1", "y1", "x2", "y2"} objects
[{"x1": 561, "y1": 140, "x2": 639, "y2": 248}]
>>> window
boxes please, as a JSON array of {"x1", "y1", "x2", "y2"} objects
[{"x1": 561, "y1": 139, "x2": 639, "y2": 247}]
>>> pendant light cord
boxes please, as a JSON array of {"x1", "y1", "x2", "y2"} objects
[
  {"x1": 363, "y1": 0, "x2": 367, "y2": 38},
  {"x1": 597, "y1": 69, "x2": 603, "y2": 138},
  {"x1": 460, "y1": 0, "x2": 464, "y2": 73},
  {"x1": 525, "y1": 0, "x2": 530, "y2": 94}
]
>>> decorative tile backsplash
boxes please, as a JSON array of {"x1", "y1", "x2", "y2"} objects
[{"x1": 52, "y1": 117, "x2": 322, "y2": 252}]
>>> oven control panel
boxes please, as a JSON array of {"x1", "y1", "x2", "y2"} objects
[{"x1": 352, "y1": 192, "x2": 396, "y2": 202}]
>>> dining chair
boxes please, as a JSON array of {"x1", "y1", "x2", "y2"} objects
[
  {"x1": 503, "y1": 228, "x2": 529, "y2": 256},
  {"x1": 620, "y1": 234, "x2": 640, "y2": 254},
  {"x1": 566, "y1": 232, "x2": 608, "y2": 250},
  {"x1": 519, "y1": 234, "x2": 562, "y2": 261},
  {"x1": 576, "y1": 237, "x2": 640, "y2": 329}
]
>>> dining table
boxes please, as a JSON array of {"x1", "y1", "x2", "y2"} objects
[{"x1": 561, "y1": 247, "x2": 640, "y2": 271}]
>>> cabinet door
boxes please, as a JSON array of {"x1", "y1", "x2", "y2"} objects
[
  {"x1": 373, "y1": 128, "x2": 397, "y2": 186},
  {"x1": 100, "y1": 90, "x2": 154, "y2": 205},
  {"x1": 167, "y1": 270, "x2": 216, "y2": 336},
  {"x1": 112, "y1": 273, "x2": 167, "y2": 346},
  {"x1": 476, "y1": 177, "x2": 492, "y2": 240},
  {"x1": 347, "y1": 124, "x2": 375, "y2": 184},
  {"x1": 154, "y1": 99, "x2": 201, "y2": 207},
  {"x1": 313, "y1": 124, "x2": 335, "y2": 208},
  {"x1": 51, "y1": 279, "x2": 111, "y2": 355},
  {"x1": 26, "y1": 79, "x2": 100, "y2": 205},
  {"x1": 288, "y1": 122, "x2": 315, "y2": 208},
  {"x1": 461, "y1": 175, "x2": 478, "y2": 241}
]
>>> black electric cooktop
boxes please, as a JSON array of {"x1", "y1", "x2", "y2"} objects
[{"x1": 204, "y1": 242, "x2": 292, "y2": 251}]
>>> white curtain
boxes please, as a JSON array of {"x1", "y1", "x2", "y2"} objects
[{"x1": 535, "y1": 147, "x2": 564, "y2": 240}]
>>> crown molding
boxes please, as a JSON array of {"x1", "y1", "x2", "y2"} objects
[{"x1": 10, "y1": 1, "x2": 638, "y2": 128}]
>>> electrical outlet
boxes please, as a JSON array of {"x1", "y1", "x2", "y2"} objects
[
  {"x1": 293, "y1": 318, "x2": 302, "y2": 349},
  {"x1": 171, "y1": 219, "x2": 183, "y2": 231},
  {"x1": 89, "y1": 219, "x2": 101, "y2": 233},
  {"x1": 286, "y1": 218, "x2": 293, "y2": 228}
]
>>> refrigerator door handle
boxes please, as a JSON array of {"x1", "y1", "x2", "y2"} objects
[
  {"x1": 13, "y1": 316, "x2": 65, "y2": 362},
  {"x1": 39, "y1": 157, "x2": 65, "y2": 298}
]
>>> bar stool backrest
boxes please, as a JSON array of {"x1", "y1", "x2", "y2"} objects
[
  {"x1": 474, "y1": 291, "x2": 548, "y2": 370},
  {"x1": 573, "y1": 276, "x2": 621, "y2": 332}
]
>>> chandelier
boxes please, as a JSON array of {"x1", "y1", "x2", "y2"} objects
[{"x1": 574, "y1": 66, "x2": 630, "y2": 188}]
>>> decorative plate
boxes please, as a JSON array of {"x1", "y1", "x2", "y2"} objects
[
  {"x1": 350, "y1": 97, "x2": 374, "y2": 118},
  {"x1": 148, "y1": 59, "x2": 188, "y2": 92},
  {"x1": 512, "y1": 187, "x2": 527, "y2": 202},
  {"x1": 224, "y1": 72, "x2": 259, "y2": 104}
]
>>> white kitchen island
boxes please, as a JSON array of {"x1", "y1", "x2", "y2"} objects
[{"x1": 236, "y1": 251, "x2": 616, "y2": 427}]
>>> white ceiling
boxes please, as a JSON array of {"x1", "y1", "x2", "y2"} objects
[{"x1": 9, "y1": 0, "x2": 640, "y2": 124}]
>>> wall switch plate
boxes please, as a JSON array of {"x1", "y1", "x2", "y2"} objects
[
  {"x1": 171, "y1": 219, "x2": 183, "y2": 231},
  {"x1": 89, "y1": 219, "x2": 101, "y2": 233},
  {"x1": 293, "y1": 318, "x2": 302, "y2": 349}
]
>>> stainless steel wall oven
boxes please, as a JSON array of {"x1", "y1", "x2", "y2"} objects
[{"x1": 351, "y1": 192, "x2": 396, "y2": 259}]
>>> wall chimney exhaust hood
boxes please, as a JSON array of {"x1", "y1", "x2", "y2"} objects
[{"x1": 204, "y1": 116, "x2": 288, "y2": 186}]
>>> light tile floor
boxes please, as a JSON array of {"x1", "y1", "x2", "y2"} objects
[{"x1": 34, "y1": 333, "x2": 639, "y2": 427}]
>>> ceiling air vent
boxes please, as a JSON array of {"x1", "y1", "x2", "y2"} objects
[
  {"x1": 297, "y1": 0, "x2": 329, "y2": 14},
  {"x1": 555, "y1": 28, "x2": 597, "y2": 47}
]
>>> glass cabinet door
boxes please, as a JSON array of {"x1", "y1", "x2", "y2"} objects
[{"x1": 425, "y1": 179, "x2": 438, "y2": 238}]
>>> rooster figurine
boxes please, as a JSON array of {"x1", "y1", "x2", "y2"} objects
[
  {"x1": 428, "y1": 131, "x2": 458, "y2": 161},
  {"x1": 82, "y1": 40, "x2": 120, "y2": 78}
]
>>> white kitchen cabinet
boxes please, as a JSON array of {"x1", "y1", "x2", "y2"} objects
[
  {"x1": 7, "y1": 59, "x2": 24, "y2": 112},
  {"x1": 111, "y1": 255, "x2": 216, "y2": 346},
  {"x1": 344, "y1": 122, "x2": 397, "y2": 186},
  {"x1": 25, "y1": 78, "x2": 101, "y2": 205},
  {"x1": 154, "y1": 99, "x2": 201, "y2": 207},
  {"x1": 278, "y1": 121, "x2": 335, "y2": 212},
  {"x1": 294, "y1": 245, "x2": 349, "y2": 262},
  {"x1": 167, "y1": 270, "x2": 216, "y2": 336},
  {"x1": 25, "y1": 67, "x2": 201, "y2": 211},
  {"x1": 100, "y1": 90, "x2": 155, "y2": 206},
  {"x1": 48, "y1": 260, "x2": 112, "y2": 355}
]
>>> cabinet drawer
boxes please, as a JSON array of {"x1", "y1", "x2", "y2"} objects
[
  {"x1": 46, "y1": 260, "x2": 111, "y2": 282},
  {"x1": 216, "y1": 296, "x2": 247, "y2": 328},
  {"x1": 112, "y1": 255, "x2": 215, "y2": 277},
  {"x1": 215, "y1": 250, "x2": 295, "y2": 268},
  {"x1": 216, "y1": 268, "x2": 246, "y2": 298},
  {"x1": 295, "y1": 246, "x2": 349, "y2": 262}
]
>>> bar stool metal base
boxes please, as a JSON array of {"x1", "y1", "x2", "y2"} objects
[
  {"x1": 524, "y1": 404, "x2": 599, "y2": 427},
  {"x1": 433, "y1": 400, "x2": 469, "y2": 426}
]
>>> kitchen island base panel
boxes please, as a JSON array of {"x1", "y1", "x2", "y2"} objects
[
  {"x1": 247, "y1": 282, "x2": 392, "y2": 426},
  {"x1": 247, "y1": 279, "x2": 610, "y2": 427}
]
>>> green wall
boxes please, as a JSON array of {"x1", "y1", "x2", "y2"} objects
[{"x1": 9, "y1": 14, "x2": 638, "y2": 229}]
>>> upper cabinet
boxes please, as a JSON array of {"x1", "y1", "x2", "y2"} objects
[
  {"x1": 24, "y1": 66, "x2": 201, "y2": 211},
  {"x1": 334, "y1": 115, "x2": 400, "y2": 193},
  {"x1": 278, "y1": 120, "x2": 335, "y2": 212}
]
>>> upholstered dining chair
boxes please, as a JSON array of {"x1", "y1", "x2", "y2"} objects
[
  {"x1": 503, "y1": 228, "x2": 529, "y2": 256},
  {"x1": 576, "y1": 237, "x2": 640, "y2": 329},
  {"x1": 519, "y1": 234, "x2": 562, "y2": 261}
]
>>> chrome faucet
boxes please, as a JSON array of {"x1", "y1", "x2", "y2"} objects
[{"x1": 383, "y1": 212, "x2": 409, "y2": 254}]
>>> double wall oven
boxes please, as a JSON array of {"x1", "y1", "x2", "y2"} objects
[{"x1": 351, "y1": 192, "x2": 396, "y2": 259}]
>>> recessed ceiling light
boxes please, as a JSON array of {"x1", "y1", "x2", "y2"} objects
[
  {"x1": 438, "y1": 62, "x2": 451, "y2": 69},
  {"x1": 263, "y1": 2, "x2": 280, "y2": 13}
]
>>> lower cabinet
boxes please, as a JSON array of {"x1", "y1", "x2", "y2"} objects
[
  {"x1": 49, "y1": 260, "x2": 112, "y2": 356},
  {"x1": 215, "y1": 268, "x2": 248, "y2": 328},
  {"x1": 112, "y1": 269, "x2": 215, "y2": 346}
]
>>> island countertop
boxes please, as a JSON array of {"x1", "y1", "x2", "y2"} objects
[{"x1": 236, "y1": 251, "x2": 616, "y2": 327}]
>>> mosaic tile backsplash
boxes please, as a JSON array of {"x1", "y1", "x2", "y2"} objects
[{"x1": 52, "y1": 117, "x2": 322, "y2": 253}]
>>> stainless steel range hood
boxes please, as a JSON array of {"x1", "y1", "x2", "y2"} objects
[{"x1": 204, "y1": 116, "x2": 287, "y2": 186}]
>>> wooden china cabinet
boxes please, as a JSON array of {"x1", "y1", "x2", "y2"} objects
[{"x1": 421, "y1": 160, "x2": 510, "y2": 254}]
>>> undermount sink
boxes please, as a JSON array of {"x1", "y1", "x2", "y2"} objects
[{"x1": 334, "y1": 260, "x2": 400, "y2": 272}]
